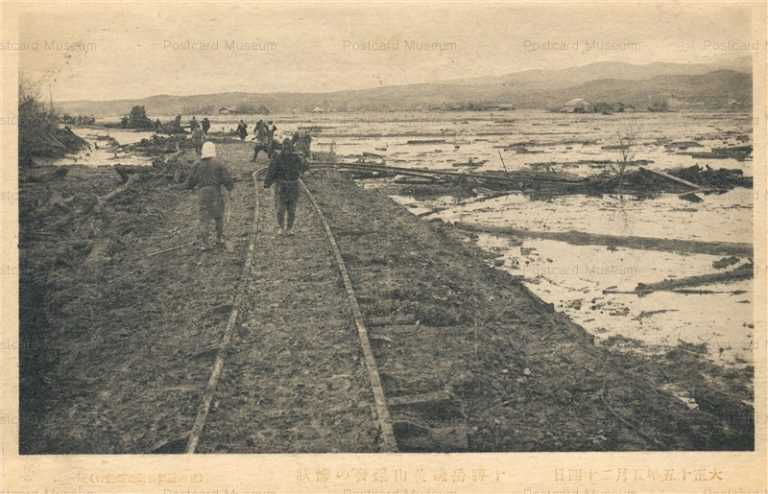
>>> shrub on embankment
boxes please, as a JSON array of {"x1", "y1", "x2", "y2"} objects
[{"x1": 18, "y1": 82, "x2": 89, "y2": 166}]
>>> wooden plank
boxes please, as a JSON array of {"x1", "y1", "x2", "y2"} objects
[
  {"x1": 640, "y1": 168, "x2": 701, "y2": 190},
  {"x1": 300, "y1": 178, "x2": 399, "y2": 452},
  {"x1": 389, "y1": 390, "x2": 453, "y2": 408},
  {"x1": 367, "y1": 316, "x2": 417, "y2": 327}
]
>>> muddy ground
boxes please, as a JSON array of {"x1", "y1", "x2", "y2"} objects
[
  {"x1": 20, "y1": 148, "x2": 254, "y2": 453},
  {"x1": 19, "y1": 141, "x2": 753, "y2": 453}
]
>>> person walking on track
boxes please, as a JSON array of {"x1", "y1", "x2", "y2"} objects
[
  {"x1": 191, "y1": 126, "x2": 204, "y2": 156},
  {"x1": 237, "y1": 120, "x2": 248, "y2": 141},
  {"x1": 185, "y1": 141, "x2": 234, "y2": 250},
  {"x1": 264, "y1": 138, "x2": 306, "y2": 236}
]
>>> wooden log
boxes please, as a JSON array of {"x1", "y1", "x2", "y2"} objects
[
  {"x1": 633, "y1": 264, "x2": 752, "y2": 294},
  {"x1": 453, "y1": 222, "x2": 753, "y2": 257},
  {"x1": 389, "y1": 390, "x2": 453, "y2": 408},
  {"x1": 640, "y1": 168, "x2": 700, "y2": 190},
  {"x1": 393, "y1": 177, "x2": 439, "y2": 185},
  {"x1": 98, "y1": 174, "x2": 142, "y2": 203}
]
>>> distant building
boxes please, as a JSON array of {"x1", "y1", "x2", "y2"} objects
[
  {"x1": 218, "y1": 106, "x2": 237, "y2": 114},
  {"x1": 312, "y1": 106, "x2": 325, "y2": 113},
  {"x1": 560, "y1": 98, "x2": 593, "y2": 113}
]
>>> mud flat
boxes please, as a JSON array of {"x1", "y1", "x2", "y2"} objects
[{"x1": 19, "y1": 142, "x2": 753, "y2": 453}]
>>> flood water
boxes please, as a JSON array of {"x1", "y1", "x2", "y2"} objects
[
  {"x1": 56, "y1": 127, "x2": 156, "y2": 166},
  {"x1": 76, "y1": 110, "x2": 754, "y2": 366}
]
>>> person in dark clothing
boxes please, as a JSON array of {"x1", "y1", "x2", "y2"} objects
[
  {"x1": 255, "y1": 120, "x2": 266, "y2": 142},
  {"x1": 292, "y1": 130, "x2": 312, "y2": 158},
  {"x1": 264, "y1": 138, "x2": 305, "y2": 236},
  {"x1": 265, "y1": 120, "x2": 276, "y2": 147},
  {"x1": 190, "y1": 116, "x2": 199, "y2": 131},
  {"x1": 191, "y1": 126, "x2": 204, "y2": 156},
  {"x1": 237, "y1": 120, "x2": 248, "y2": 141},
  {"x1": 185, "y1": 142, "x2": 234, "y2": 250},
  {"x1": 201, "y1": 117, "x2": 211, "y2": 134},
  {"x1": 252, "y1": 119, "x2": 269, "y2": 161}
]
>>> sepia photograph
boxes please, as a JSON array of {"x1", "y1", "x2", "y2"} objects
[{"x1": 5, "y1": 0, "x2": 764, "y2": 484}]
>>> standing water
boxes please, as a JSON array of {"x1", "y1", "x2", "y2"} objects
[{"x1": 77, "y1": 110, "x2": 753, "y2": 366}]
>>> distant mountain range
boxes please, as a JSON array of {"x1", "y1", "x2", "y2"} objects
[{"x1": 56, "y1": 60, "x2": 752, "y2": 116}]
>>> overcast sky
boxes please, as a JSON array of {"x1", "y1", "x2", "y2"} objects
[{"x1": 14, "y1": 2, "x2": 757, "y2": 101}]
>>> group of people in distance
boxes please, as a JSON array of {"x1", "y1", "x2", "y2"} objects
[
  {"x1": 189, "y1": 116, "x2": 279, "y2": 158},
  {"x1": 183, "y1": 116, "x2": 309, "y2": 252}
]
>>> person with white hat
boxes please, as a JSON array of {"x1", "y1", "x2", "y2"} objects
[{"x1": 185, "y1": 141, "x2": 234, "y2": 250}]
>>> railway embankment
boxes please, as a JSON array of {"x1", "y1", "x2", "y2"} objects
[{"x1": 19, "y1": 142, "x2": 753, "y2": 453}]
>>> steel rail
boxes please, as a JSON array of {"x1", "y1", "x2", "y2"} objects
[
  {"x1": 185, "y1": 168, "x2": 266, "y2": 454},
  {"x1": 299, "y1": 176, "x2": 399, "y2": 452}
]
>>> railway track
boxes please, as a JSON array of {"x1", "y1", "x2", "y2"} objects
[
  {"x1": 183, "y1": 170, "x2": 265, "y2": 454},
  {"x1": 172, "y1": 160, "x2": 672, "y2": 455},
  {"x1": 183, "y1": 167, "x2": 397, "y2": 453}
]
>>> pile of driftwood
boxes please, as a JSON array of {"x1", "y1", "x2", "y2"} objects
[
  {"x1": 121, "y1": 134, "x2": 185, "y2": 156},
  {"x1": 315, "y1": 161, "x2": 751, "y2": 200},
  {"x1": 20, "y1": 157, "x2": 188, "y2": 273}
]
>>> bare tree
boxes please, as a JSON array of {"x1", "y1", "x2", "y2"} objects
[{"x1": 607, "y1": 127, "x2": 638, "y2": 193}]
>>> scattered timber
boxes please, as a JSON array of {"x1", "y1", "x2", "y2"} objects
[
  {"x1": 313, "y1": 161, "x2": 751, "y2": 197},
  {"x1": 310, "y1": 161, "x2": 585, "y2": 185}
]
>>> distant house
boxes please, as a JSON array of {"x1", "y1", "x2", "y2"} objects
[
  {"x1": 218, "y1": 106, "x2": 236, "y2": 114},
  {"x1": 560, "y1": 98, "x2": 593, "y2": 113},
  {"x1": 312, "y1": 106, "x2": 325, "y2": 113}
]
